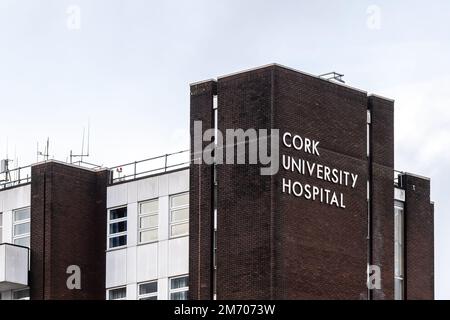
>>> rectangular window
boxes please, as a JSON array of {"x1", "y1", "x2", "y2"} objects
[
  {"x1": 108, "y1": 206, "x2": 127, "y2": 249},
  {"x1": 138, "y1": 199, "x2": 158, "y2": 244},
  {"x1": 394, "y1": 200, "x2": 404, "y2": 300},
  {"x1": 169, "y1": 275, "x2": 189, "y2": 300},
  {"x1": 13, "y1": 288, "x2": 30, "y2": 300},
  {"x1": 138, "y1": 281, "x2": 158, "y2": 300},
  {"x1": 169, "y1": 193, "x2": 189, "y2": 238},
  {"x1": 108, "y1": 287, "x2": 126, "y2": 300},
  {"x1": 13, "y1": 207, "x2": 30, "y2": 248}
]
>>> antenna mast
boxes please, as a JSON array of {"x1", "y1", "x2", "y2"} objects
[
  {"x1": 70, "y1": 122, "x2": 91, "y2": 164},
  {"x1": 37, "y1": 138, "x2": 50, "y2": 161}
]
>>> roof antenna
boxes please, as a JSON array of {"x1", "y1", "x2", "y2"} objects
[
  {"x1": 319, "y1": 71, "x2": 345, "y2": 83},
  {"x1": 70, "y1": 121, "x2": 90, "y2": 164},
  {"x1": 1, "y1": 137, "x2": 12, "y2": 183},
  {"x1": 37, "y1": 138, "x2": 50, "y2": 162}
]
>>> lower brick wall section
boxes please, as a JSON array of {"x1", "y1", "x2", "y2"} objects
[
  {"x1": 30, "y1": 162, "x2": 108, "y2": 300},
  {"x1": 189, "y1": 80, "x2": 216, "y2": 300},
  {"x1": 371, "y1": 164, "x2": 394, "y2": 300},
  {"x1": 401, "y1": 174, "x2": 434, "y2": 300}
]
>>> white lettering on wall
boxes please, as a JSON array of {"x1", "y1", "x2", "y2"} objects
[{"x1": 281, "y1": 131, "x2": 359, "y2": 209}]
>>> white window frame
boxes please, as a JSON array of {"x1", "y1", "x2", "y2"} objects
[
  {"x1": 107, "y1": 286, "x2": 127, "y2": 300},
  {"x1": 394, "y1": 200, "x2": 404, "y2": 300},
  {"x1": 13, "y1": 207, "x2": 31, "y2": 248},
  {"x1": 107, "y1": 206, "x2": 128, "y2": 249},
  {"x1": 138, "y1": 199, "x2": 159, "y2": 244},
  {"x1": 169, "y1": 275, "x2": 189, "y2": 300},
  {"x1": 169, "y1": 192, "x2": 189, "y2": 238},
  {"x1": 137, "y1": 280, "x2": 158, "y2": 300}
]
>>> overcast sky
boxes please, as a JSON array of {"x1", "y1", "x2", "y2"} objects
[{"x1": 0, "y1": 0, "x2": 449, "y2": 299}]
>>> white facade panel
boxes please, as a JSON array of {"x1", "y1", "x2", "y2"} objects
[
  {"x1": 136, "y1": 243, "x2": 158, "y2": 282},
  {"x1": 107, "y1": 183, "x2": 128, "y2": 208},
  {"x1": 157, "y1": 240, "x2": 169, "y2": 279},
  {"x1": 106, "y1": 249, "x2": 127, "y2": 288},
  {"x1": 168, "y1": 237, "x2": 189, "y2": 277},
  {"x1": 0, "y1": 244, "x2": 29, "y2": 291},
  {"x1": 127, "y1": 202, "x2": 138, "y2": 247},
  {"x1": 127, "y1": 283, "x2": 137, "y2": 300},
  {"x1": 127, "y1": 181, "x2": 138, "y2": 204},
  {"x1": 158, "y1": 174, "x2": 169, "y2": 197},
  {"x1": 0, "y1": 185, "x2": 31, "y2": 299},
  {"x1": 157, "y1": 277, "x2": 169, "y2": 300},
  {"x1": 106, "y1": 169, "x2": 189, "y2": 300},
  {"x1": 168, "y1": 170, "x2": 189, "y2": 195},
  {"x1": 137, "y1": 177, "x2": 158, "y2": 201},
  {"x1": 126, "y1": 246, "x2": 137, "y2": 284},
  {"x1": 159, "y1": 196, "x2": 169, "y2": 241},
  {"x1": 394, "y1": 187, "x2": 406, "y2": 202}
]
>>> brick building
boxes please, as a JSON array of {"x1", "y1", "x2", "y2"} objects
[
  {"x1": 189, "y1": 64, "x2": 434, "y2": 300},
  {"x1": 0, "y1": 64, "x2": 434, "y2": 300}
]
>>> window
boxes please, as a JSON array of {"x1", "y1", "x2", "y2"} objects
[
  {"x1": 138, "y1": 199, "x2": 158, "y2": 243},
  {"x1": 108, "y1": 287, "x2": 126, "y2": 300},
  {"x1": 13, "y1": 207, "x2": 30, "y2": 248},
  {"x1": 169, "y1": 193, "x2": 189, "y2": 238},
  {"x1": 108, "y1": 207, "x2": 127, "y2": 249},
  {"x1": 138, "y1": 281, "x2": 158, "y2": 300},
  {"x1": 13, "y1": 288, "x2": 30, "y2": 300},
  {"x1": 394, "y1": 200, "x2": 404, "y2": 300},
  {"x1": 169, "y1": 275, "x2": 189, "y2": 300},
  {"x1": 0, "y1": 212, "x2": 3, "y2": 243}
]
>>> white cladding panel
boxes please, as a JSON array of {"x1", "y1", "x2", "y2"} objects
[
  {"x1": 168, "y1": 170, "x2": 189, "y2": 195},
  {"x1": 0, "y1": 184, "x2": 31, "y2": 247},
  {"x1": 168, "y1": 237, "x2": 189, "y2": 277},
  {"x1": 136, "y1": 243, "x2": 158, "y2": 281},
  {"x1": 107, "y1": 183, "x2": 128, "y2": 208},
  {"x1": 105, "y1": 249, "x2": 127, "y2": 288},
  {"x1": 106, "y1": 169, "x2": 189, "y2": 300},
  {"x1": 0, "y1": 244, "x2": 29, "y2": 290},
  {"x1": 137, "y1": 177, "x2": 158, "y2": 201},
  {"x1": 394, "y1": 187, "x2": 406, "y2": 202}
]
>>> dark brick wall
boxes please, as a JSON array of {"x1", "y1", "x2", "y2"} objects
[
  {"x1": 189, "y1": 64, "x2": 433, "y2": 300},
  {"x1": 273, "y1": 66, "x2": 369, "y2": 299},
  {"x1": 30, "y1": 162, "x2": 108, "y2": 300},
  {"x1": 369, "y1": 96, "x2": 395, "y2": 300},
  {"x1": 401, "y1": 174, "x2": 434, "y2": 300},
  {"x1": 211, "y1": 65, "x2": 374, "y2": 299},
  {"x1": 189, "y1": 80, "x2": 216, "y2": 300},
  {"x1": 216, "y1": 68, "x2": 274, "y2": 299}
]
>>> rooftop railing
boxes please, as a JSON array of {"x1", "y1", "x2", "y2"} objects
[
  {"x1": 108, "y1": 149, "x2": 190, "y2": 184},
  {"x1": 0, "y1": 152, "x2": 410, "y2": 189},
  {"x1": 0, "y1": 165, "x2": 31, "y2": 190}
]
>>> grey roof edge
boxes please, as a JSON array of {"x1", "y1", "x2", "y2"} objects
[
  {"x1": 400, "y1": 171, "x2": 431, "y2": 181},
  {"x1": 189, "y1": 78, "x2": 217, "y2": 87},
  {"x1": 31, "y1": 159, "x2": 106, "y2": 172},
  {"x1": 190, "y1": 64, "x2": 398, "y2": 99},
  {"x1": 215, "y1": 63, "x2": 368, "y2": 94},
  {"x1": 368, "y1": 93, "x2": 395, "y2": 103}
]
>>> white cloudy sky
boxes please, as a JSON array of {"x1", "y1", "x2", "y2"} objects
[{"x1": 0, "y1": 0, "x2": 449, "y2": 299}]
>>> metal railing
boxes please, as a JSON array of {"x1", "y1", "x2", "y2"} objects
[
  {"x1": 0, "y1": 165, "x2": 32, "y2": 190},
  {"x1": 108, "y1": 150, "x2": 190, "y2": 184}
]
